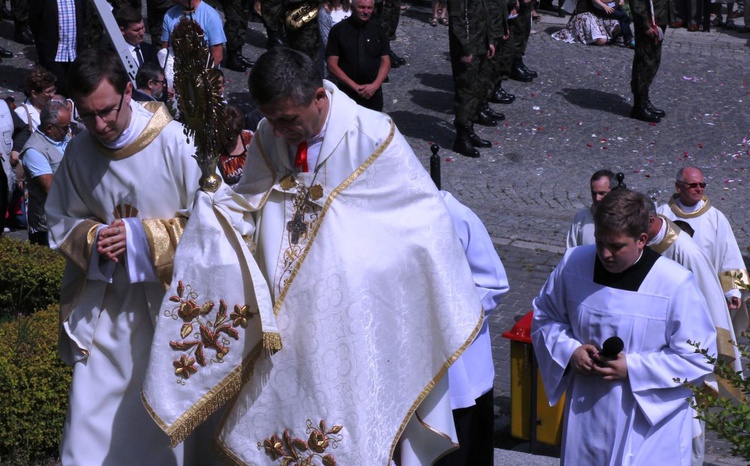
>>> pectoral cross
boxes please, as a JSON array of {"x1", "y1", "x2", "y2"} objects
[{"x1": 286, "y1": 211, "x2": 307, "y2": 244}]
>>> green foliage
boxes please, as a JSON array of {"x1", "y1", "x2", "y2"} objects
[
  {"x1": 0, "y1": 305, "x2": 71, "y2": 465},
  {"x1": 678, "y1": 274, "x2": 750, "y2": 461},
  {"x1": 0, "y1": 236, "x2": 65, "y2": 318}
]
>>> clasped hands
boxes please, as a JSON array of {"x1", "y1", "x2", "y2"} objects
[
  {"x1": 570, "y1": 343, "x2": 628, "y2": 381},
  {"x1": 97, "y1": 219, "x2": 127, "y2": 263}
]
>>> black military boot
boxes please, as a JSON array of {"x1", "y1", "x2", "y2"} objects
[
  {"x1": 518, "y1": 59, "x2": 538, "y2": 78},
  {"x1": 489, "y1": 81, "x2": 515, "y2": 104},
  {"x1": 224, "y1": 50, "x2": 247, "y2": 72},
  {"x1": 0, "y1": 45, "x2": 12, "y2": 59},
  {"x1": 482, "y1": 102, "x2": 505, "y2": 121},
  {"x1": 630, "y1": 97, "x2": 661, "y2": 123},
  {"x1": 389, "y1": 50, "x2": 406, "y2": 68},
  {"x1": 466, "y1": 123, "x2": 491, "y2": 148},
  {"x1": 644, "y1": 98, "x2": 665, "y2": 118},
  {"x1": 452, "y1": 124, "x2": 481, "y2": 158},
  {"x1": 510, "y1": 59, "x2": 533, "y2": 82}
]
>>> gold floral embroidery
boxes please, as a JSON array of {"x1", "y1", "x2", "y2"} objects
[
  {"x1": 165, "y1": 281, "x2": 258, "y2": 383},
  {"x1": 258, "y1": 419, "x2": 343, "y2": 465}
]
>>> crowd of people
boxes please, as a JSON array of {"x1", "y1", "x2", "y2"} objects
[{"x1": 0, "y1": 0, "x2": 748, "y2": 464}]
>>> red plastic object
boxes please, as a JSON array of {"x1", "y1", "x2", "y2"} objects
[{"x1": 501, "y1": 311, "x2": 533, "y2": 344}]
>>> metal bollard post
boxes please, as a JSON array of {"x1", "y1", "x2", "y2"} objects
[{"x1": 430, "y1": 144, "x2": 441, "y2": 190}]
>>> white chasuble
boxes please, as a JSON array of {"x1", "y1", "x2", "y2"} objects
[
  {"x1": 649, "y1": 217, "x2": 743, "y2": 387},
  {"x1": 532, "y1": 246, "x2": 716, "y2": 466},
  {"x1": 658, "y1": 196, "x2": 750, "y2": 335},
  {"x1": 214, "y1": 83, "x2": 483, "y2": 465},
  {"x1": 46, "y1": 102, "x2": 202, "y2": 466}
]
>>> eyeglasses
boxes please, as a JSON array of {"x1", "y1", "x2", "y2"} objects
[
  {"x1": 51, "y1": 123, "x2": 70, "y2": 132},
  {"x1": 78, "y1": 93, "x2": 125, "y2": 124},
  {"x1": 151, "y1": 79, "x2": 168, "y2": 86},
  {"x1": 677, "y1": 181, "x2": 707, "y2": 189}
]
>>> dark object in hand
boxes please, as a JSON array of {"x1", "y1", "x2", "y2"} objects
[{"x1": 600, "y1": 336, "x2": 624, "y2": 359}]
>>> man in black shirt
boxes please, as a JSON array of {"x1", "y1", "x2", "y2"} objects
[{"x1": 325, "y1": 0, "x2": 390, "y2": 111}]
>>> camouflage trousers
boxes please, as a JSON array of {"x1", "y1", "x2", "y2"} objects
[
  {"x1": 375, "y1": 0, "x2": 400, "y2": 39},
  {"x1": 510, "y1": 0, "x2": 532, "y2": 58},
  {"x1": 450, "y1": 36, "x2": 493, "y2": 126},
  {"x1": 630, "y1": 24, "x2": 664, "y2": 100}
]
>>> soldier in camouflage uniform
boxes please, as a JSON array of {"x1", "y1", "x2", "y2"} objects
[
  {"x1": 509, "y1": 0, "x2": 536, "y2": 82},
  {"x1": 261, "y1": 0, "x2": 285, "y2": 48},
  {"x1": 629, "y1": 0, "x2": 669, "y2": 122},
  {"x1": 211, "y1": 0, "x2": 254, "y2": 70},
  {"x1": 448, "y1": 0, "x2": 502, "y2": 158},
  {"x1": 484, "y1": 0, "x2": 515, "y2": 107},
  {"x1": 374, "y1": 0, "x2": 405, "y2": 67}
]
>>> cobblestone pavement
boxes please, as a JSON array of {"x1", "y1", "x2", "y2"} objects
[{"x1": 1, "y1": 4, "x2": 748, "y2": 464}]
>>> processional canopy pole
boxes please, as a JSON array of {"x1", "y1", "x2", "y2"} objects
[{"x1": 171, "y1": 17, "x2": 227, "y2": 193}]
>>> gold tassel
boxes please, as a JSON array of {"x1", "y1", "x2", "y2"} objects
[{"x1": 263, "y1": 332, "x2": 283, "y2": 353}]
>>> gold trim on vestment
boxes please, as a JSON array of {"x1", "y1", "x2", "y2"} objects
[
  {"x1": 143, "y1": 217, "x2": 187, "y2": 288},
  {"x1": 667, "y1": 195, "x2": 712, "y2": 219},
  {"x1": 414, "y1": 410, "x2": 459, "y2": 464},
  {"x1": 719, "y1": 269, "x2": 750, "y2": 292},
  {"x1": 388, "y1": 308, "x2": 485, "y2": 462},
  {"x1": 58, "y1": 219, "x2": 100, "y2": 273},
  {"x1": 716, "y1": 326, "x2": 736, "y2": 364},
  {"x1": 271, "y1": 121, "x2": 396, "y2": 317},
  {"x1": 91, "y1": 102, "x2": 173, "y2": 160},
  {"x1": 648, "y1": 216, "x2": 680, "y2": 255},
  {"x1": 142, "y1": 341, "x2": 264, "y2": 447}
]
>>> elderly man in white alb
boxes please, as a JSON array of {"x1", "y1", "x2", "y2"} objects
[
  {"x1": 566, "y1": 169, "x2": 615, "y2": 248},
  {"x1": 646, "y1": 200, "x2": 743, "y2": 465},
  {"x1": 46, "y1": 49, "x2": 200, "y2": 465},
  {"x1": 658, "y1": 166, "x2": 750, "y2": 337}
]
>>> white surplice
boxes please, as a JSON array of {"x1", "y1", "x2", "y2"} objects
[
  {"x1": 441, "y1": 190, "x2": 510, "y2": 410},
  {"x1": 46, "y1": 101, "x2": 201, "y2": 466},
  {"x1": 532, "y1": 245, "x2": 716, "y2": 466},
  {"x1": 658, "y1": 196, "x2": 749, "y2": 335},
  {"x1": 566, "y1": 205, "x2": 595, "y2": 249},
  {"x1": 213, "y1": 82, "x2": 483, "y2": 465}
]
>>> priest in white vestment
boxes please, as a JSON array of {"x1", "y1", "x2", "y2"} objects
[
  {"x1": 566, "y1": 169, "x2": 614, "y2": 248},
  {"x1": 144, "y1": 47, "x2": 483, "y2": 465},
  {"x1": 657, "y1": 166, "x2": 749, "y2": 336},
  {"x1": 533, "y1": 189, "x2": 716, "y2": 466},
  {"x1": 647, "y1": 207, "x2": 744, "y2": 465},
  {"x1": 46, "y1": 50, "x2": 200, "y2": 465}
]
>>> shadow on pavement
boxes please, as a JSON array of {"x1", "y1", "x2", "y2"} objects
[
  {"x1": 557, "y1": 87, "x2": 631, "y2": 117},
  {"x1": 406, "y1": 88, "x2": 452, "y2": 113},
  {"x1": 388, "y1": 109, "x2": 454, "y2": 149},
  {"x1": 413, "y1": 71, "x2": 453, "y2": 92}
]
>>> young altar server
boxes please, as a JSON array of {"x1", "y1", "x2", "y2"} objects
[{"x1": 531, "y1": 188, "x2": 716, "y2": 466}]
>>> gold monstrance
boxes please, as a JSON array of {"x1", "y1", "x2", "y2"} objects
[{"x1": 171, "y1": 17, "x2": 227, "y2": 192}]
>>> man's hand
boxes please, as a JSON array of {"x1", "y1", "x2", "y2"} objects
[
  {"x1": 592, "y1": 352, "x2": 628, "y2": 381},
  {"x1": 487, "y1": 44, "x2": 496, "y2": 59},
  {"x1": 97, "y1": 219, "x2": 127, "y2": 263},
  {"x1": 358, "y1": 83, "x2": 380, "y2": 99},
  {"x1": 460, "y1": 54, "x2": 474, "y2": 64},
  {"x1": 570, "y1": 344, "x2": 599, "y2": 375}
]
